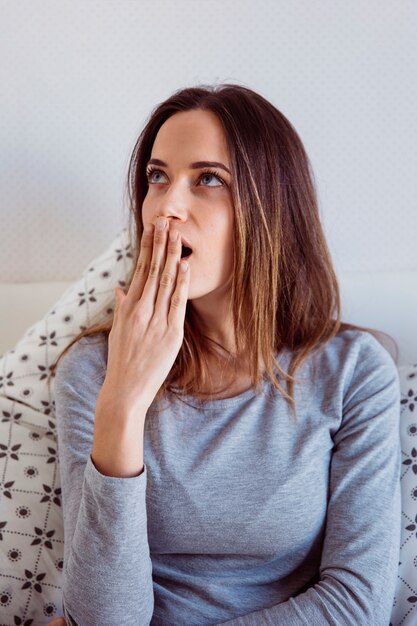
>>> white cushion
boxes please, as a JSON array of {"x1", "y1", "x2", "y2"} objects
[
  {"x1": 391, "y1": 363, "x2": 417, "y2": 626},
  {"x1": 0, "y1": 227, "x2": 132, "y2": 623}
]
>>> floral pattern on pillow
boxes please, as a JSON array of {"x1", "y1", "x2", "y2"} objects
[{"x1": 0, "y1": 227, "x2": 133, "y2": 624}]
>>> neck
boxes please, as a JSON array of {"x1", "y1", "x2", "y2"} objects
[{"x1": 188, "y1": 279, "x2": 236, "y2": 353}]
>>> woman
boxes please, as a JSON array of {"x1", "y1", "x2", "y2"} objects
[{"x1": 48, "y1": 83, "x2": 401, "y2": 625}]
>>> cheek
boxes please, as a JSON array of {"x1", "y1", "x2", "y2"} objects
[{"x1": 141, "y1": 199, "x2": 152, "y2": 226}]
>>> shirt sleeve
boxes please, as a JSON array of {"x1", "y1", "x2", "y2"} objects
[
  {"x1": 217, "y1": 335, "x2": 402, "y2": 626},
  {"x1": 54, "y1": 339, "x2": 154, "y2": 626}
]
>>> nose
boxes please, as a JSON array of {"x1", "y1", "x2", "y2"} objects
[{"x1": 153, "y1": 182, "x2": 191, "y2": 227}]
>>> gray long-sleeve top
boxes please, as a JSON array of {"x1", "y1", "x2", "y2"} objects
[{"x1": 53, "y1": 328, "x2": 402, "y2": 626}]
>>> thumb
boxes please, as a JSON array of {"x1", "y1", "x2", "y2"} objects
[
  {"x1": 114, "y1": 286, "x2": 125, "y2": 311},
  {"x1": 114, "y1": 286, "x2": 121, "y2": 302}
]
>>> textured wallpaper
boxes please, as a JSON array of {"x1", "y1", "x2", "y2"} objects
[{"x1": 1, "y1": 0, "x2": 416, "y2": 281}]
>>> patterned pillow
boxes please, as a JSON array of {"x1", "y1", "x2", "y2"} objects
[
  {"x1": 391, "y1": 363, "x2": 417, "y2": 626},
  {"x1": 0, "y1": 227, "x2": 134, "y2": 624},
  {"x1": 0, "y1": 227, "x2": 415, "y2": 625}
]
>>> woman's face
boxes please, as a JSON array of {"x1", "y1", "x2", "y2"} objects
[{"x1": 141, "y1": 109, "x2": 234, "y2": 304}]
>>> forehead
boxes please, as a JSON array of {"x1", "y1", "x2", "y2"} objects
[{"x1": 151, "y1": 109, "x2": 229, "y2": 163}]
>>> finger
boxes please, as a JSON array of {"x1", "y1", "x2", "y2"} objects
[
  {"x1": 125, "y1": 224, "x2": 155, "y2": 306},
  {"x1": 153, "y1": 227, "x2": 182, "y2": 320},
  {"x1": 139, "y1": 218, "x2": 170, "y2": 311},
  {"x1": 168, "y1": 258, "x2": 191, "y2": 328}
]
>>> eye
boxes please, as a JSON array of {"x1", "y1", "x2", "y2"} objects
[
  {"x1": 199, "y1": 171, "x2": 224, "y2": 187},
  {"x1": 145, "y1": 167, "x2": 226, "y2": 187},
  {"x1": 146, "y1": 168, "x2": 166, "y2": 184}
]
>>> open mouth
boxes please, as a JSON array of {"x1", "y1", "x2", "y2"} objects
[{"x1": 181, "y1": 245, "x2": 193, "y2": 260}]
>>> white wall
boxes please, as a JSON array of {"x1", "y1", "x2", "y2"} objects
[{"x1": 0, "y1": 1, "x2": 416, "y2": 318}]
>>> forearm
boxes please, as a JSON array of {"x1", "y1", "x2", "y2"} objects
[
  {"x1": 61, "y1": 451, "x2": 154, "y2": 626},
  {"x1": 57, "y1": 383, "x2": 154, "y2": 625},
  {"x1": 91, "y1": 397, "x2": 147, "y2": 477}
]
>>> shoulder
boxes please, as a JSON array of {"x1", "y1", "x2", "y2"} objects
[
  {"x1": 313, "y1": 328, "x2": 397, "y2": 376},
  {"x1": 303, "y1": 328, "x2": 399, "y2": 412},
  {"x1": 330, "y1": 328, "x2": 400, "y2": 409},
  {"x1": 54, "y1": 332, "x2": 108, "y2": 389},
  {"x1": 53, "y1": 334, "x2": 109, "y2": 441},
  {"x1": 332, "y1": 328, "x2": 397, "y2": 375}
]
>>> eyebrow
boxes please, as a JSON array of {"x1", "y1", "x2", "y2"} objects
[{"x1": 146, "y1": 158, "x2": 231, "y2": 175}]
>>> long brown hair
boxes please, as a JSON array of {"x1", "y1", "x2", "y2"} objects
[{"x1": 48, "y1": 83, "x2": 398, "y2": 419}]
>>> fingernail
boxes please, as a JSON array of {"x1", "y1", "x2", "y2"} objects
[
  {"x1": 156, "y1": 217, "x2": 167, "y2": 231},
  {"x1": 169, "y1": 230, "x2": 179, "y2": 242}
]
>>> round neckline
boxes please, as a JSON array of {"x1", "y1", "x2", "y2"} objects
[
  {"x1": 168, "y1": 349, "x2": 292, "y2": 410},
  {"x1": 170, "y1": 375, "x2": 270, "y2": 410}
]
